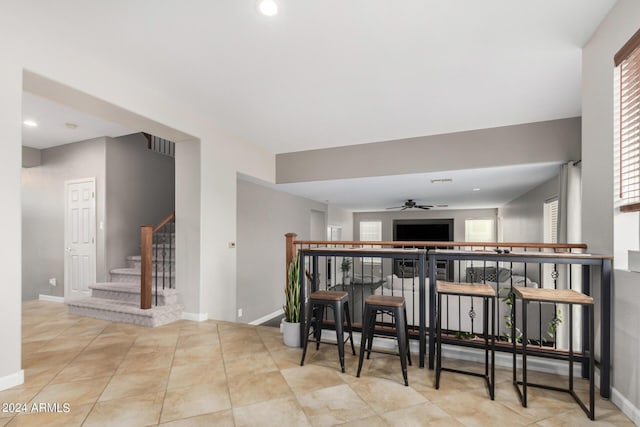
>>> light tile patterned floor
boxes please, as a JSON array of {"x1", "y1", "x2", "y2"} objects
[{"x1": 0, "y1": 301, "x2": 633, "y2": 426}]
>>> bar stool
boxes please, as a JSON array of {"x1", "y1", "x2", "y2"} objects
[
  {"x1": 435, "y1": 281, "x2": 496, "y2": 399},
  {"x1": 356, "y1": 295, "x2": 412, "y2": 386},
  {"x1": 300, "y1": 290, "x2": 356, "y2": 373},
  {"x1": 512, "y1": 287, "x2": 595, "y2": 420}
]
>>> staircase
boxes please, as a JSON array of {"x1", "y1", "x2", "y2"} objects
[{"x1": 67, "y1": 236, "x2": 183, "y2": 328}]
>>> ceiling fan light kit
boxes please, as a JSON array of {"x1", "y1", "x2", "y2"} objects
[{"x1": 387, "y1": 199, "x2": 434, "y2": 210}]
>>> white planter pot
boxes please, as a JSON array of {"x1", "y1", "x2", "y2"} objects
[{"x1": 282, "y1": 320, "x2": 301, "y2": 347}]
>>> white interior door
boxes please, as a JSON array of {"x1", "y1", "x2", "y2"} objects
[{"x1": 64, "y1": 178, "x2": 97, "y2": 300}]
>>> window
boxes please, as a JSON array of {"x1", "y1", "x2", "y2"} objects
[
  {"x1": 465, "y1": 219, "x2": 495, "y2": 268},
  {"x1": 359, "y1": 220, "x2": 382, "y2": 264},
  {"x1": 543, "y1": 199, "x2": 558, "y2": 244},
  {"x1": 614, "y1": 28, "x2": 640, "y2": 211},
  {"x1": 464, "y1": 219, "x2": 495, "y2": 242},
  {"x1": 359, "y1": 221, "x2": 382, "y2": 241}
]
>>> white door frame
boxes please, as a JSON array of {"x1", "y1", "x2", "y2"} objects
[{"x1": 64, "y1": 177, "x2": 97, "y2": 300}]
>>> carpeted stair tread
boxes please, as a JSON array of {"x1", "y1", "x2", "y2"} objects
[
  {"x1": 67, "y1": 297, "x2": 183, "y2": 327},
  {"x1": 90, "y1": 282, "x2": 178, "y2": 296},
  {"x1": 111, "y1": 268, "x2": 175, "y2": 277}
]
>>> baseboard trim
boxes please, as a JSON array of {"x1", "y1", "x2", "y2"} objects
[
  {"x1": 38, "y1": 294, "x2": 65, "y2": 303},
  {"x1": 0, "y1": 370, "x2": 24, "y2": 392},
  {"x1": 181, "y1": 312, "x2": 208, "y2": 322},
  {"x1": 611, "y1": 387, "x2": 640, "y2": 426},
  {"x1": 250, "y1": 308, "x2": 284, "y2": 326}
]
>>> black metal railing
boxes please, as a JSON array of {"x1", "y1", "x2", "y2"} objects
[
  {"x1": 152, "y1": 217, "x2": 175, "y2": 305},
  {"x1": 140, "y1": 212, "x2": 175, "y2": 309},
  {"x1": 142, "y1": 132, "x2": 176, "y2": 157},
  {"x1": 288, "y1": 238, "x2": 588, "y2": 354}
]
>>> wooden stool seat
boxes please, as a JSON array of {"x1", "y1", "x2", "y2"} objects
[
  {"x1": 512, "y1": 286, "x2": 595, "y2": 420},
  {"x1": 436, "y1": 280, "x2": 496, "y2": 399},
  {"x1": 363, "y1": 294, "x2": 406, "y2": 307},
  {"x1": 310, "y1": 290, "x2": 349, "y2": 302}
]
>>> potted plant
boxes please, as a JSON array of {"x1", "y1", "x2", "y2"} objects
[
  {"x1": 282, "y1": 253, "x2": 301, "y2": 347},
  {"x1": 341, "y1": 257, "x2": 352, "y2": 285}
]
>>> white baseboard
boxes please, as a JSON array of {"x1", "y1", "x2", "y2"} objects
[
  {"x1": 249, "y1": 308, "x2": 284, "y2": 326},
  {"x1": 612, "y1": 387, "x2": 640, "y2": 426},
  {"x1": 38, "y1": 294, "x2": 65, "y2": 303},
  {"x1": 181, "y1": 312, "x2": 208, "y2": 322},
  {"x1": 0, "y1": 370, "x2": 24, "y2": 391}
]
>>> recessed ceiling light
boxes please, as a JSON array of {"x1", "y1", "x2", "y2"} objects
[
  {"x1": 257, "y1": 0, "x2": 278, "y2": 16},
  {"x1": 472, "y1": 188, "x2": 481, "y2": 191},
  {"x1": 431, "y1": 178, "x2": 453, "y2": 184},
  {"x1": 23, "y1": 120, "x2": 38, "y2": 127}
]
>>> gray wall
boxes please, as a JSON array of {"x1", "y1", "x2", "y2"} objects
[
  {"x1": 105, "y1": 133, "x2": 175, "y2": 273},
  {"x1": 175, "y1": 140, "x2": 201, "y2": 316},
  {"x1": 498, "y1": 175, "x2": 558, "y2": 243},
  {"x1": 21, "y1": 134, "x2": 175, "y2": 301},
  {"x1": 353, "y1": 208, "x2": 498, "y2": 242},
  {"x1": 22, "y1": 146, "x2": 41, "y2": 168},
  {"x1": 236, "y1": 176, "x2": 327, "y2": 323},
  {"x1": 582, "y1": 0, "x2": 640, "y2": 418},
  {"x1": 21, "y1": 138, "x2": 107, "y2": 300},
  {"x1": 277, "y1": 118, "x2": 581, "y2": 183},
  {"x1": 328, "y1": 205, "x2": 354, "y2": 241}
]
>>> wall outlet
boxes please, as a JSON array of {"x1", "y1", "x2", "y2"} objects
[
  {"x1": 228, "y1": 241, "x2": 236, "y2": 248},
  {"x1": 237, "y1": 308, "x2": 243, "y2": 317},
  {"x1": 49, "y1": 278, "x2": 57, "y2": 287}
]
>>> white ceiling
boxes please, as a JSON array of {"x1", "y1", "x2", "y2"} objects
[
  {"x1": 16, "y1": 1, "x2": 612, "y2": 211},
  {"x1": 13, "y1": 0, "x2": 616, "y2": 154},
  {"x1": 22, "y1": 92, "x2": 135, "y2": 149},
  {"x1": 246, "y1": 162, "x2": 563, "y2": 212}
]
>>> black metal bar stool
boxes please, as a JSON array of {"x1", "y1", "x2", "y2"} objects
[
  {"x1": 435, "y1": 281, "x2": 496, "y2": 399},
  {"x1": 512, "y1": 287, "x2": 595, "y2": 420},
  {"x1": 356, "y1": 295, "x2": 412, "y2": 386},
  {"x1": 300, "y1": 290, "x2": 356, "y2": 373}
]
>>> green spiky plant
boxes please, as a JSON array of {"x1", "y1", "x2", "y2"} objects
[
  {"x1": 500, "y1": 289, "x2": 523, "y2": 343},
  {"x1": 284, "y1": 253, "x2": 301, "y2": 323},
  {"x1": 547, "y1": 309, "x2": 562, "y2": 340}
]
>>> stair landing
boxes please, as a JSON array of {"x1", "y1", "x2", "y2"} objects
[{"x1": 67, "y1": 297, "x2": 183, "y2": 328}]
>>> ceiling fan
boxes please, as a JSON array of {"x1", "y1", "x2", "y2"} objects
[{"x1": 387, "y1": 199, "x2": 433, "y2": 210}]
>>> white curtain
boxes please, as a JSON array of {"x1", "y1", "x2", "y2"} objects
[
  {"x1": 557, "y1": 161, "x2": 582, "y2": 245},
  {"x1": 556, "y1": 161, "x2": 582, "y2": 349}
]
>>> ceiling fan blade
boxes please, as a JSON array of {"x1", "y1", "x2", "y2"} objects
[
  {"x1": 386, "y1": 206, "x2": 403, "y2": 210},
  {"x1": 416, "y1": 206, "x2": 432, "y2": 210},
  {"x1": 401, "y1": 207, "x2": 408, "y2": 210}
]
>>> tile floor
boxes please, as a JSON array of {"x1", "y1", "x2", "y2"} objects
[{"x1": 0, "y1": 301, "x2": 633, "y2": 426}]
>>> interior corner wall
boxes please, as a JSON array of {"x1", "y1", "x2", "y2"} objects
[
  {"x1": 328, "y1": 205, "x2": 354, "y2": 240},
  {"x1": 21, "y1": 138, "x2": 108, "y2": 301},
  {"x1": 0, "y1": 66, "x2": 23, "y2": 388},
  {"x1": 236, "y1": 177, "x2": 327, "y2": 323},
  {"x1": 175, "y1": 140, "x2": 201, "y2": 316},
  {"x1": 22, "y1": 146, "x2": 41, "y2": 168},
  {"x1": 498, "y1": 175, "x2": 558, "y2": 243},
  {"x1": 105, "y1": 133, "x2": 175, "y2": 274},
  {"x1": 582, "y1": 0, "x2": 640, "y2": 421}
]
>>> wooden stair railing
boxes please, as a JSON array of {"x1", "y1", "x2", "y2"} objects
[{"x1": 141, "y1": 211, "x2": 176, "y2": 309}]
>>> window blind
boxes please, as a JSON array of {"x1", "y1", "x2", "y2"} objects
[
  {"x1": 359, "y1": 221, "x2": 382, "y2": 241},
  {"x1": 615, "y1": 29, "x2": 640, "y2": 210},
  {"x1": 359, "y1": 221, "x2": 382, "y2": 264}
]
